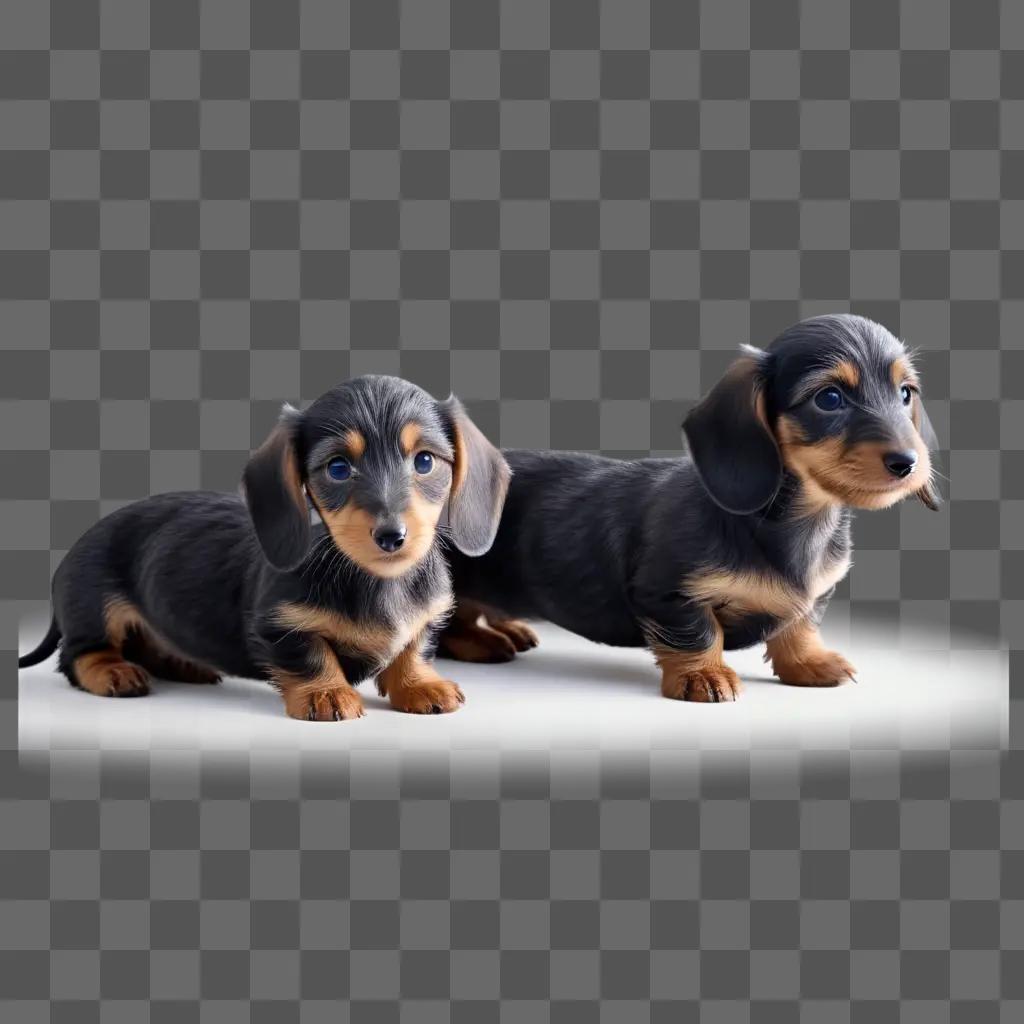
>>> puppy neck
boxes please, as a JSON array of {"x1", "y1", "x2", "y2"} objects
[
  {"x1": 749, "y1": 473, "x2": 850, "y2": 589},
  {"x1": 764, "y1": 471, "x2": 844, "y2": 528}
]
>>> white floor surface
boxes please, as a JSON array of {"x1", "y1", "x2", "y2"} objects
[{"x1": 18, "y1": 621, "x2": 1008, "y2": 763}]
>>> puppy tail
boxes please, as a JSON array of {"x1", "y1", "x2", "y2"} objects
[{"x1": 18, "y1": 616, "x2": 61, "y2": 669}]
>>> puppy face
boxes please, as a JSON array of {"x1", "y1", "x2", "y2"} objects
[
  {"x1": 301, "y1": 382, "x2": 455, "y2": 577},
  {"x1": 243, "y1": 376, "x2": 510, "y2": 574},
  {"x1": 683, "y1": 315, "x2": 940, "y2": 515},
  {"x1": 765, "y1": 317, "x2": 937, "y2": 511}
]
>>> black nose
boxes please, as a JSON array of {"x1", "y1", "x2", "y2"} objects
[
  {"x1": 373, "y1": 526, "x2": 406, "y2": 553},
  {"x1": 883, "y1": 451, "x2": 917, "y2": 479}
]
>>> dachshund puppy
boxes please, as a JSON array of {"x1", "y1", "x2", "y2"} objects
[
  {"x1": 19, "y1": 376, "x2": 510, "y2": 720},
  {"x1": 438, "y1": 315, "x2": 940, "y2": 702}
]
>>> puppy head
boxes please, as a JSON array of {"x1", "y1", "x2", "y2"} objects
[
  {"x1": 683, "y1": 315, "x2": 941, "y2": 514},
  {"x1": 243, "y1": 376, "x2": 510, "y2": 575}
]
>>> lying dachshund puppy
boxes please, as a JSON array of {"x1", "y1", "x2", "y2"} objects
[
  {"x1": 19, "y1": 376, "x2": 509, "y2": 720},
  {"x1": 439, "y1": 315, "x2": 940, "y2": 702}
]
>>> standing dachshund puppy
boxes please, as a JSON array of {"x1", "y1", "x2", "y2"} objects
[
  {"x1": 18, "y1": 376, "x2": 510, "y2": 720},
  {"x1": 439, "y1": 315, "x2": 940, "y2": 702}
]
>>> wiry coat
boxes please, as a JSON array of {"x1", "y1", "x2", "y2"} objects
[
  {"x1": 449, "y1": 452, "x2": 852, "y2": 654},
  {"x1": 20, "y1": 375, "x2": 510, "y2": 720},
  {"x1": 441, "y1": 315, "x2": 940, "y2": 702}
]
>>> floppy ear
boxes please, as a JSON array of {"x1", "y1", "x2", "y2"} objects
[
  {"x1": 682, "y1": 354, "x2": 783, "y2": 515},
  {"x1": 913, "y1": 397, "x2": 942, "y2": 511},
  {"x1": 439, "y1": 397, "x2": 511, "y2": 556},
  {"x1": 243, "y1": 405, "x2": 311, "y2": 570}
]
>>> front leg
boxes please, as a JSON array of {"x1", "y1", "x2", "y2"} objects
[
  {"x1": 635, "y1": 593, "x2": 742, "y2": 703},
  {"x1": 377, "y1": 634, "x2": 465, "y2": 714},
  {"x1": 765, "y1": 616, "x2": 856, "y2": 686},
  {"x1": 263, "y1": 630, "x2": 365, "y2": 721}
]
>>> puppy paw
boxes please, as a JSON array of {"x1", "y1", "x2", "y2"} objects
[
  {"x1": 284, "y1": 685, "x2": 365, "y2": 721},
  {"x1": 104, "y1": 662, "x2": 150, "y2": 698},
  {"x1": 73, "y1": 653, "x2": 150, "y2": 698},
  {"x1": 490, "y1": 618, "x2": 539, "y2": 653},
  {"x1": 772, "y1": 649, "x2": 856, "y2": 687},
  {"x1": 438, "y1": 628, "x2": 517, "y2": 664},
  {"x1": 662, "y1": 665, "x2": 742, "y2": 703},
  {"x1": 389, "y1": 680, "x2": 465, "y2": 715}
]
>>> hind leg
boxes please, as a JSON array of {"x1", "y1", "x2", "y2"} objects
[
  {"x1": 486, "y1": 616, "x2": 539, "y2": 653},
  {"x1": 121, "y1": 631, "x2": 221, "y2": 684},
  {"x1": 436, "y1": 600, "x2": 537, "y2": 663},
  {"x1": 57, "y1": 594, "x2": 152, "y2": 698},
  {"x1": 70, "y1": 649, "x2": 150, "y2": 698}
]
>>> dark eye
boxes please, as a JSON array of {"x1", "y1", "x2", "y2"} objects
[
  {"x1": 326, "y1": 457, "x2": 351, "y2": 481},
  {"x1": 814, "y1": 386, "x2": 845, "y2": 412},
  {"x1": 413, "y1": 451, "x2": 434, "y2": 475},
  {"x1": 900, "y1": 384, "x2": 913, "y2": 406}
]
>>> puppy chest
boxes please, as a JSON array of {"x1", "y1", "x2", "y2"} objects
[
  {"x1": 686, "y1": 552, "x2": 850, "y2": 627},
  {"x1": 275, "y1": 593, "x2": 452, "y2": 672},
  {"x1": 383, "y1": 593, "x2": 453, "y2": 660}
]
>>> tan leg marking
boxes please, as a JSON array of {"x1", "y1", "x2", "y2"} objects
[
  {"x1": 437, "y1": 618, "x2": 516, "y2": 663},
  {"x1": 275, "y1": 644, "x2": 365, "y2": 722},
  {"x1": 765, "y1": 617, "x2": 856, "y2": 686},
  {"x1": 436, "y1": 601, "x2": 537, "y2": 663},
  {"x1": 72, "y1": 649, "x2": 150, "y2": 698},
  {"x1": 377, "y1": 637, "x2": 465, "y2": 714},
  {"x1": 653, "y1": 620, "x2": 742, "y2": 703}
]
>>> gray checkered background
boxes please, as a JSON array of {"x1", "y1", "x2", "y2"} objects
[{"x1": 0, "y1": 0, "x2": 1021, "y2": 1020}]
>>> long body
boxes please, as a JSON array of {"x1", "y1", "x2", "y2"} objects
[
  {"x1": 448, "y1": 450, "x2": 851, "y2": 652},
  {"x1": 20, "y1": 375, "x2": 510, "y2": 721},
  {"x1": 440, "y1": 315, "x2": 938, "y2": 703},
  {"x1": 49, "y1": 491, "x2": 450, "y2": 686}
]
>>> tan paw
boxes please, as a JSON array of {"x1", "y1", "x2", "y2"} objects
[
  {"x1": 490, "y1": 618, "x2": 539, "y2": 652},
  {"x1": 662, "y1": 664, "x2": 742, "y2": 703},
  {"x1": 389, "y1": 680, "x2": 465, "y2": 715},
  {"x1": 74, "y1": 653, "x2": 150, "y2": 698},
  {"x1": 104, "y1": 662, "x2": 150, "y2": 698},
  {"x1": 772, "y1": 649, "x2": 857, "y2": 686},
  {"x1": 284, "y1": 685, "x2": 365, "y2": 721}
]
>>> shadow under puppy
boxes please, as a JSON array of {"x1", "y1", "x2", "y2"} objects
[
  {"x1": 18, "y1": 376, "x2": 510, "y2": 720},
  {"x1": 439, "y1": 315, "x2": 940, "y2": 702}
]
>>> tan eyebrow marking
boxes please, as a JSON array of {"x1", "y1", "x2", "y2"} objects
[
  {"x1": 342, "y1": 430, "x2": 365, "y2": 459},
  {"x1": 791, "y1": 363, "x2": 861, "y2": 405},
  {"x1": 891, "y1": 355, "x2": 919, "y2": 388},
  {"x1": 400, "y1": 422, "x2": 422, "y2": 457},
  {"x1": 833, "y1": 361, "x2": 859, "y2": 389}
]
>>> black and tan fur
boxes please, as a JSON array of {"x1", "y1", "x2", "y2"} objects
[
  {"x1": 18, "y1": 376, "x2": 510, "y2": 720},
  {"x1": 439, "y1": 315, "x2": 941, "y2": 702}
]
